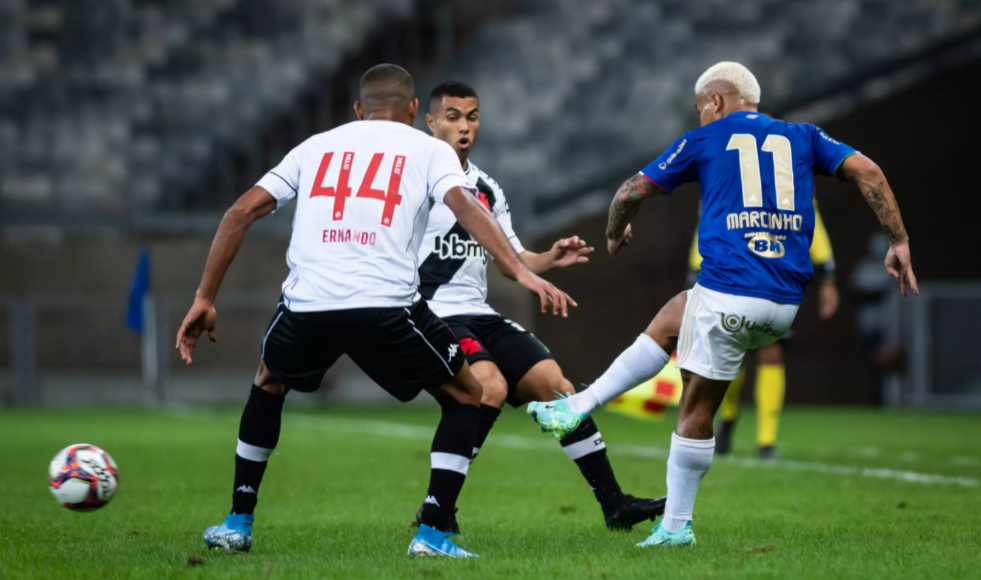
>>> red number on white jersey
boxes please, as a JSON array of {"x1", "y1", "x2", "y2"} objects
[{"x1": 310, "y1": 152, "x2": 406, "y2": 227}]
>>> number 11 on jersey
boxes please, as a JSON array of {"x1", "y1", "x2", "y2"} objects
[
  {"x1": 727, "y1": 134, "x2": 795, "y2": 211},
  {"x1": 310, "y1": 152, "x2": 405, "y2": 227}
]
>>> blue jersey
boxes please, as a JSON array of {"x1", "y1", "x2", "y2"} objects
[{"x1": 641, "y1": 112, "x2": 856, "y2": 304}]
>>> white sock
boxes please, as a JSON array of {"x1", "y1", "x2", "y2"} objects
[
  {"x1": 565, "y1": 334, "x2": 671, "y2": 415},
  {"x1": 663, "y1": 433, "x2": 715, "y2": 532}
]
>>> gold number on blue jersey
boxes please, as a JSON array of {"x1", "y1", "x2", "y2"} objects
[{"x1": 727, "y1": 134, "x2": 795, "y2": 211}]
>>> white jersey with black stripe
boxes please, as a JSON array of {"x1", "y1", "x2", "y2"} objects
[{"x1": 417, "y1": 161, "x2": 524, "y2": 318}]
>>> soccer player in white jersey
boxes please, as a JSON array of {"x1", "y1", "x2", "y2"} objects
[
  {"x1": 529, "y1": 62, "x2": 917, "y2": 546},
  {"x1": 175, "y1": 64, "x2": 575, "y2": 559},
  {"x1": 413, "y1": 81, "x2": 665, "y2": 532}
]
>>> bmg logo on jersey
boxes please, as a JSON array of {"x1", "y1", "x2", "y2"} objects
[{"x1": 434, "y1": 234, "x2": 487, "y2": 263}]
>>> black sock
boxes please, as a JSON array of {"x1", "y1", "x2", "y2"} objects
[
  {"x1": 560, "y1": 416, "x2": 621, "y2": 503},
  {"x1": 419, "y1": 403, "x2": 481, "y2": 532},
  {"x1": 231, "y1": 385, "x2": 285, "y2": 515},
  {"x1": 470, "y1": 403, "x2": 501, "y2": 462}
]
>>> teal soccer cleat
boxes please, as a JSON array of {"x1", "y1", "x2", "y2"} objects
[
  {"x1": 407, "y1": 524, "x2": 479, "y2": 558},
  {"x1": 636, "y1": 519, "x2": 697, "y2": 547},
  {"x1": 204, "y1": 513, "x2": 254, "y2": 553},
  {"x1": 526, "y1": 395, "x2": 588, "y2": 440}
]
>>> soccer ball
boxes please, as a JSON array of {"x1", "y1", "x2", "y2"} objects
[{"x1": 48, "y1": 444, "x2": 119, "y2": 511}]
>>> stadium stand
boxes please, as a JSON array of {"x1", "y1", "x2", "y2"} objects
[
  {"x1": 1, "y1": 0, "x2": 978, "y2": 225},
  {"x1": 0, "y1": 0, "x2": 413, "y2": 214},
  {"x1": 437, "y1": 0, "x2": 980, "y2": 212}
]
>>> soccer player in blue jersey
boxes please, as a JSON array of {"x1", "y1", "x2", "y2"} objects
[{"x1": 529, "y1": 62, "x2": 918, "y2": 547}]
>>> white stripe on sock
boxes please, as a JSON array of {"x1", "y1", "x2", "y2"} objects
[
  {"x1": 562, "y1": 432, "x2": 606, "y2": 461},
  {"x1": 431, "y1": 452, "x2": 470, "y2": 475},
  {"x1": 236, "y1": 439, "x2": 274, "y2": 462}
]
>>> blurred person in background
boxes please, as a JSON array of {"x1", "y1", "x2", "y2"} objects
[
  {"x1": 851, "y1": 234, "x2": 906, "y2": 398},
  {"x1": 688, "y1": 199, "x2": 840, "y2": 459}
]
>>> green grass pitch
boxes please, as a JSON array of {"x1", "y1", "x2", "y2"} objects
[{"x1": 2, "y1": 406, "x2": 980, "y2": 579}]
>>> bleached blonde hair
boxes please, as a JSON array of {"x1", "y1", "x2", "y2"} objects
[{"x1": 694, "y1": 62, "x2": 761, "y2": 104}]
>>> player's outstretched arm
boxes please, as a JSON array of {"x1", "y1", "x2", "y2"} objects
[
  {"x1": 176, "y1": 186, "x2": 278, "y2": 363},
  {"x1": 444, "y1": 187, "x2": 577, "y2": 316},
  {"x1": 498, "y1": 237, "x2": 594, "y2": 277},
  {"x1": 838, "y1": 154, "x2": 918, "y2": 296},
  {"x1": 606, "y1": 173, "x2": 662, "y2": 255}
]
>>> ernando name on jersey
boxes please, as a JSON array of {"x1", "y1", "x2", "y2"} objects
[
  {"x1": 418, "y1": 162, "x2": 525, "y2": 318},
  {"x1": 255, "y1": 120, "x2": 475, "y2": 312}
]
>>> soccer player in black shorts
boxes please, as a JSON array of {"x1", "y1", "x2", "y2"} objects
[
  {"x1": 175, "y1": 65, "x2": 574, "y2": 559},
  {"x1": 413, "y1": 81, "x2": 665, "y2": 532}
]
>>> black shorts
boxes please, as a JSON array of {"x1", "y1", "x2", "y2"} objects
[
  {"x1": 261, "y1": 300, "x2": 465, "y2": 402},
  {"x1": 442, "y1": 314, "x2": 554, "y2": 407}
]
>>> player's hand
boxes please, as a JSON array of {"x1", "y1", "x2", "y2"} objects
[
  {"x1": 516, "y1": 268, "x2": 577, "y2": 317},
  {"x1": 175, "y1": 296, "x2": 218, "y2": 365},
  {"x1": 884, "y1": 240, "x2": 919, "y2": 297},
  {"x1": 607, "y1": 224, "x2": 633, "y2": 256},
  {"x1": 550, "y1": 236, "x2": 594, "y2": 268},
  {"x1": 818, "y1": 280, "x2": 839, "y2": 320}
]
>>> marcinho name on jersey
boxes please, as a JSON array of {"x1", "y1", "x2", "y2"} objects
[{"x1": 434, "y1": 233, "x2": 486, "y2": 263}]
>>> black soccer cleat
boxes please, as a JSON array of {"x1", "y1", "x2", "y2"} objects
[
  {"x1": 716, "y1": 418, "x2": 737, "y2": 456},
  {"x1": 758, "y1": 445, "x2": 778, "y2": 460},
  {"x1": 412, "y1": 505, "x2": 460, "y2": 535},
  {"x1": 601, "y1": 492, "x2": 666, "y2": 531}
]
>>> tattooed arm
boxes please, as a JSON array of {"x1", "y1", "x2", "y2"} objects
[
  {"x1": 838, "y1": 154, "x2": 918, "y2": 296},
  {"x1": 606, "y1": 173, "x2": 662, "y2": 255}
]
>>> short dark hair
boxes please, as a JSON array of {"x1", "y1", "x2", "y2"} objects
[
  {"x1": 429, "y1": 81, "x2": 478, "y2": 111},
  {"x1": 359, "y1": 64, "x2": 415, "y2": 112}
]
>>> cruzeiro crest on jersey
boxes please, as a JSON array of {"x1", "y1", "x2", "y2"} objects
[{"x1": 417, "y1": 162, "x2": 524, "y2": 317}]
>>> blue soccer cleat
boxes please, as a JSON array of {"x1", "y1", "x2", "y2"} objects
[
  {"x1": 407, "y1": 524, "x2": 479, "y2": 558},
  {"x1": 526, "y1": 395, "x2": 588, "y2": 440},
  {"x1": 204, "y1": 513, "x2": 254, "y2": 553},
  {"x1": 636, "y1": 519, "x2": 697, "y2": 547}
]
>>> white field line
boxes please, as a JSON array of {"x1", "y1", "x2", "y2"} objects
[{"x1": 276, "y1": 414, "x2": 979, "y2": 489}]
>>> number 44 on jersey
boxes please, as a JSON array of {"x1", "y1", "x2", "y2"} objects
[{"x1": 311, "y1": 152, "x2": 406, "y2": 227}]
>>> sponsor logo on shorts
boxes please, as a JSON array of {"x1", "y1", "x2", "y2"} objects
[
  {"x1": 447, "y1": 343, "x2": 459, "y2": 360},
  {"x1": 459, "y1": 337, "x2": 483, "y2": 356},
  {"x1": 720, "y1": 313, "x2": 785, "y2": 338}
]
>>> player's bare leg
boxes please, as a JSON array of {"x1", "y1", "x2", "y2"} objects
[
  {"x1": 204, "y1": 360, "x2": 289, "y2": 553},
  {"x1": 528, "y1": 292, "x2": 685, "y2": 437},
  {"x1": 715, "y1": 364, "x2": 746, "y2": 455},
  {"x1": 409, "y1": 362, "x2": 484, "y2": 558},
  {"x1": 637, "y1": 370, "x2": 728, "y2": 548}
]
